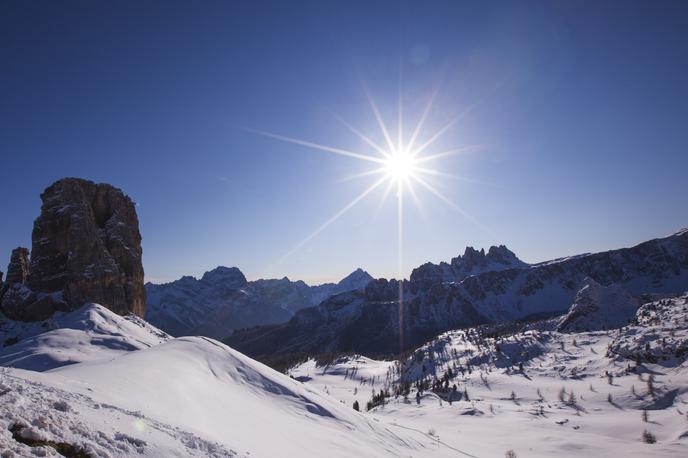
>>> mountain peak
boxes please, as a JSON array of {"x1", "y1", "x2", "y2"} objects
[
  {"x1": 451, "y1": 244, "x2": 526, "y2": 272},
  {"x1": 200, "y1": 266, "x2": 247, "y2": 288},
  {"x1": 338, "y1": 268, "x2": 374, "y2": 288}
]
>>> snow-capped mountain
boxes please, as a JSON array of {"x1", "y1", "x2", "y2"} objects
[
  {"x1": 145, "y1": 266, "x2": 373, "y2": 338},
  {"x1": 557, "y1": 277, "x2": 641, "y2": 332},
  {"x1": 228, "y1": 229, "x2": 688, "y2": 362},
  {"x1": 310, "y1": 268, "x2": 375, "y2": 304}
]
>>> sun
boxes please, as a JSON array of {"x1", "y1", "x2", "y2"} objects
[
  {"x1": 244, "y1": 83, "x2": 486, "y2": 283},
  {"x1": 384, "y1": 150, "x2": 417, "y2": 181},
  {"x1": 246, "y1": 84, "x2": 488, "y2": 352}
]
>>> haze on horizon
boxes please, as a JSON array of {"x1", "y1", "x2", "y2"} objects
[{"x1": 1, "y1": 1, "x2": 687, "y2": 284}]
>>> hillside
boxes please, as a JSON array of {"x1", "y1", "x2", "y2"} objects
[
  {"x1": 288, "y1": 293, "x2": 688, "y2": 457},
  {"x1": 0, "y1": 305, "x2": 436, "y2": 457}
]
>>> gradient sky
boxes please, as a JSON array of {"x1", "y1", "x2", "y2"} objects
[{"x1": 2, "y1": 1, "x2": 687, "y2": 284}]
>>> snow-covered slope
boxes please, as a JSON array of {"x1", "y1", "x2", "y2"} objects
[
  {"x1": 1, "y1": 291, "x2": 687, "y2": 456},
  {"x1": 557, "y1": 278, "x2": 641, "y2": 332},
  {"x1": 609, "y1": 293, "x2": 688, "y2": 366},
  {"x1": 289, "y1": 297, "x2": 688, "y2": 457},
  {"x1": 0, "y1": 303, "x2": 168, "y2": 371},
  {"x1": 1, "y1": 336, "x2": 439, "y2": 457},
  {"x1": 145, "y1": 267, "x2": 374, "y2": 339}
]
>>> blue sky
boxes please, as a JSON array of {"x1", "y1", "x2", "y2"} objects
[{"x1": 1, "y1": 1, "x2": 687, "y2": 284}]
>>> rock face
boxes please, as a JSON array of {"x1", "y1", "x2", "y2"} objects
[
  {"x1": 0, "y1": 248, "x2": 31, "y2": 309},
  {"x1": 0, "y1": 178, "x2": 146, "y2": 321},
  {"x1": 410, "y1": 245, "x2": 528, "y2": 286},
  {"x1": 5, "y1": 248, "x2": 30, "y2": 286},
  {"x1": 145, "y1": 266, "x2": 374, "y2": 338}
]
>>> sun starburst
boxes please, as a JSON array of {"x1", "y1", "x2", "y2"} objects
[
  {"x1": 244, "y1": 84, "x2": 489, "y2": 350},
  {"x1": 245, "y1": 86, "x2": 487, "y2": 272}
]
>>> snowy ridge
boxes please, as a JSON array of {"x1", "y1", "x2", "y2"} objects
[
  {"x1": 1, "y1": 336, "x2": 438, "y2": 457},
  {"x1": 0, "y1": 303, "x2": 168, "y2": 371},
  {"x1": 557, "y1": 278, "x2": 641, "y2": 332}
]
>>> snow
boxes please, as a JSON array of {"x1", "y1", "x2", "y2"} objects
[
  {"x1": 0, "y1": 304, "x2": 169, "y2": 371},
  {"x1": 1, "y1": 296, "x2": 688, "y2": 457},
  {"x1": 0, "y1": 305, "x2": 439, "y2": 457},
  {"x1": 290, "y1": 297, "x2": 688, "y2": 457},
  {"x1": 557, "y1": 278, "x2": 640, "y2": 332}
]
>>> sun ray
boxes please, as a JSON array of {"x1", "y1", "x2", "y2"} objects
[
  {"x1": 410, "y1": 116, "x2": 460, "y2": 158},
  {"x1": 412, "y1": 81, "x2": 504, "y2": 158},
  {"x1": 397, "y1": 64, "x2": 403, "y2": 154},
  {"x1": 241, "y1": 127, "x2": 386, "y2": 164},
  {"x1": 404, "y1": 176, "x2": 426, "y2": 218},
  {"x1": 413, "y1": 144, "x2": 483, "y2": 164},
  {"x1": 411, "y1": 174, "x2": 495, "y2": 238},
  {"x1": 363, "y1": 84, "x2": 398, "y2": 154},
  {"x1": 338, "y1": 166, "x2": 388, "y2": 183},
  {"x1": 414, "y1": 166, "x2": 499, "y2": 187},
  {"x1": 396, "y1": 177, "x2": 404, "y2": 352},
  {"x1": 406, "y1": 86, "x2": 440, "y2": 154},
  {"x1": 264, "y1": 175, "x2": 389, "y2": 274},
  {"x1": 248, "y1": 81, "x2": 494, "y2": 284},
  {"x1": 330, "y1": 112, "x2": 392, "y2": 159},
  {"x1": 373, "y1": 178, "x2": 396, "y2": 219}
]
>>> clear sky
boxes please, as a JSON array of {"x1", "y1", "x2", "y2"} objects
[{"x1": 1, "y1": 1, "x2": 687, "y2": 284}]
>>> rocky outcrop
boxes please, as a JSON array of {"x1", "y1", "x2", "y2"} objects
[
  {"x1": 1, "y1": 178, "x2": 146, "y2": 321},
  {"x1": 5, "y1": 248, "x2": 30, "y2": 286},
  {"x1": 410, "y1": 244, "x2": 528, "y2": 286}
]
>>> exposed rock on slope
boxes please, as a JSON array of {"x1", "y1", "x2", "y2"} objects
[
  {"x1": 4, "y1": 247, "x2": 30, "y2": 286},
  {"x1": 145, "y1": 267, "x2": 373, "y2": 338},
  {"x1": 557, "y1": 278, "x2": 640, "y2": 332},
  {"x1": 0, "y1": 178, "x2": 146, "y2": 321}
]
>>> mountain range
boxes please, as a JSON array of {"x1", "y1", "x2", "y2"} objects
[
  {"x1": 145, "y1": 267, "x2": 374, "y2": 338},
  {"x1": 226, "y1": 229, "x2": 688, "y2": 365}
]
